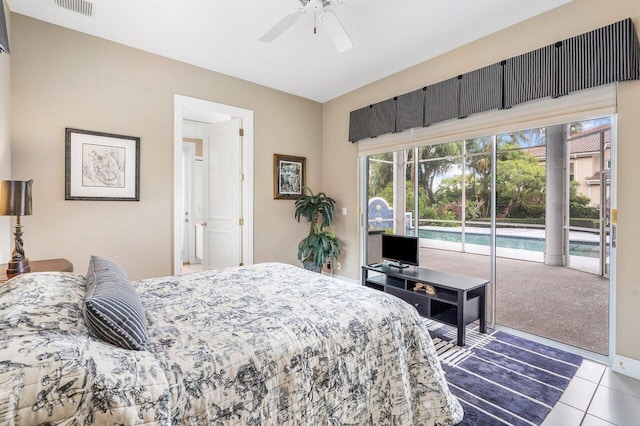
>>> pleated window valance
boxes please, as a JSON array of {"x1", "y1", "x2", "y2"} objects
[{"x1": 349, "y1": 18, "x2": 640, "y2": 143}]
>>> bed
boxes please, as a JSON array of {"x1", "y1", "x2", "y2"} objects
[{"x1": 0, "y1": 261, "x2": 463, "y2": 425}]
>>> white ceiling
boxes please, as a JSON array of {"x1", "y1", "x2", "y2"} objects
[{"x1": 7, "y1": 0, "x2": 574, "y2": 103}]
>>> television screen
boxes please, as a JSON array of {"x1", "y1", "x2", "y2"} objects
[{"x1": 381, "y1": 234, "x2": 419, "y2": 268}]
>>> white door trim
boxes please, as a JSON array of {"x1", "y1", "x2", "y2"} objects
[{"x1": 173, "y1": 94, "x2": 254, "y2": 275}]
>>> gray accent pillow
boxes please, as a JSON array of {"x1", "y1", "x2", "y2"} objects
[{"x1": 84, "y1": 256, "x2": 148, "y2": 350}]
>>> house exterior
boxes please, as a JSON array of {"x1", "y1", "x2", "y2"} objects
[
  {"x1": 527, "y1": 124, "x2": 611, "y2": 208},
  {"x1": 569, "y1": 125, "x2": 611, "y2": 208}
]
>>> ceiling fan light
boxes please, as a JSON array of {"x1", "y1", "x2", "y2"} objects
[{"x1": 319, "y1": 10, "x2": 353, "y2": 52}]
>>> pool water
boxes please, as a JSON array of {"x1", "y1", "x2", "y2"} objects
[{"x1": 418, "y1": 229, "x2": 600, "y2": 258}]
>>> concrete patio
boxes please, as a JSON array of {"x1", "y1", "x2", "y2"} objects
[{"x1": 419, "y1": 247, "x2": 609, "y2": 355}]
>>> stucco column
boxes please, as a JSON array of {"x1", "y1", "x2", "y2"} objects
[
  {"x1": 393, "y1": 151, "x2": 407, "y2": 234},
  {"x1": 545, "y1": 125, "x2": 565, "y2": 266}
]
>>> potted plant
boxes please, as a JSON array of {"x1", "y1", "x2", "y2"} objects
[{"x1": 294, "y1": 187, "x2": 342, "y2": 272}]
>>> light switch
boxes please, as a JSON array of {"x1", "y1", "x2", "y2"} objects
[{"x1": 342, "y1": 207, "x2": 347, "y2": 216}]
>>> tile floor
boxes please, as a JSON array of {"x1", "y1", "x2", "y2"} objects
[{"x1": 542, "y1": 359, "x2": 640, "y2": 425}]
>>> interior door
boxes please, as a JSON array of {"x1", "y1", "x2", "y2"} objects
[{"x1": 202, "y1": 118, "x2": 243, "y2": 269}]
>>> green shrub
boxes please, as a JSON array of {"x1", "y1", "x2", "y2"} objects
[
  {"x1": 569, "y1": 218, "x2": 600, "y2": 229},
  {"x1": 570, "y1": 202, "x2": 599, "y2": 219}
]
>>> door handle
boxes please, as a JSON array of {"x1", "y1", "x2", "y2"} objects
[{"x1": 202, "y1": 222, "x2": 207, "y2": 227}]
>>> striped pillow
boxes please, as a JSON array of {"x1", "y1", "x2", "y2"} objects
[{"x1": 84, "y1": 256, "x2": 148, "y2": 351}]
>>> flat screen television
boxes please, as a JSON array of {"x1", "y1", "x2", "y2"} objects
[{"x1": 381, "y1": 234, "x2": 419, "y2": 269}]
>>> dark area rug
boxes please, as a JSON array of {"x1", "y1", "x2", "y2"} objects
[{"x1": 426, "y1": 320, "x2": 583, "y2": 426}]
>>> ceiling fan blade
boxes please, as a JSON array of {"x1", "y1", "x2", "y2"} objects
[
  {"x1": 319, "y1": 10, "x2": 353, "y2": 52},
  {"x1": 259, "y1": 11, "x2": 304, "y2": 43}
]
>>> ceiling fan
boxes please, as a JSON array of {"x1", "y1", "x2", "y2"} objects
[{"x1": 259, "y1": 0, "x2": 354, "y2": 52}]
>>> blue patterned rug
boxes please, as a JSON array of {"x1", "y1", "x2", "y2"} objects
[{"x1": 426, "y1": 320, "x2": 583, "y2": 426}]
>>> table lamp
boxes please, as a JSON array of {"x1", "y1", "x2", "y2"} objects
[{"x1": 0, "y1": 180, "x2": 33, "y2": 276}]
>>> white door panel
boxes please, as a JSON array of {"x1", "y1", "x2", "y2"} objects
[
  {"x1": 206, "y1": 218, "x2": 237, "y2": 268},
  {"x1": 203, "y1": 118, "x2": 243, "y2": 269}
]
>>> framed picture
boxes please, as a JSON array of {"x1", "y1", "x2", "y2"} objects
[
  {"x1": 65, "y1": 128, "x2": 140, "y2": 201},
  {"x1": 273, "y1": 154, "x2": 305, "y2": 200}
]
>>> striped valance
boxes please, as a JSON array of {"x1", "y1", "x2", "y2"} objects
[{"x1": 349, "y1": 18, "x2": 640, "y2": 142}]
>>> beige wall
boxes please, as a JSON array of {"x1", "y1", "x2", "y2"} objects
[
  {"x1": 323, "y1": 0, "x2": 640, "y2": 361},
  {"x1": 0, "y1": 0, "x2": 10, "y2": 261},
  {"x1": 10, "y1": 14, "x2": 322, "y2": 280}
]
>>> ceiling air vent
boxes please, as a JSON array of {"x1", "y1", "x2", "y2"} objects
[{"x1": 53, "y1": 0, "x2": 94, "y2": 17}]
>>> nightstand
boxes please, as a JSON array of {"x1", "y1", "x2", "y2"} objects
[{"x1": 0, "y1": 258, "x2": 74, "y2": 284}]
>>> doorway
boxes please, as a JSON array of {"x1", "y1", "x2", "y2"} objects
[{"x1": 173, "y1": 95, "x2": 254, "y2": 275}]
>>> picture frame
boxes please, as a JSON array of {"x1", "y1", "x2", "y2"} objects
[
  {"x1": 273, "y1": 154, "x2": 305, "y2": 200},
  {"x1": 65, "y1": 128, "x2": 140, "y2": 201}
]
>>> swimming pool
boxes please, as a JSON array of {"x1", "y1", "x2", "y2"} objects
[{"x1": 417, "y1": 229, "x2": 600, "y2": 258}]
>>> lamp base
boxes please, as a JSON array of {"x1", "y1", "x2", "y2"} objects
[{"x1": 7, "y1": 257, "x2": 30, "y2": 277}]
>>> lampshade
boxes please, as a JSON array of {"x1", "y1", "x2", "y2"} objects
[{"x1": 0, "y1": 180, "x2": 33, "y2": 216}]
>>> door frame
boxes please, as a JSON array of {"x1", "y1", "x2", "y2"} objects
[{"x1": 173, "y1": 94, "x2": 254, "y2": 275}]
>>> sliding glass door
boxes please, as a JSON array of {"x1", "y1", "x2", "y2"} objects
[{"x1": 362, "y1": 116, "x2": 613, "y2": 356}]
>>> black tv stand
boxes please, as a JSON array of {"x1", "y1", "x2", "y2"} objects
[
  {"x1": 387, "y1": 262, "x2": 411, "y2": 270},
  {"x1": 362, "y1": 263, "x2": 488, "y2": 346}
]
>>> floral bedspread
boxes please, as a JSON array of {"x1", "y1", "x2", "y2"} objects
[{"x1": 0, "y1": 262, "x2": 462, "y2": 425}]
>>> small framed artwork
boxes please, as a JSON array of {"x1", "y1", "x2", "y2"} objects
[
  {"x1": 273, "y1": 154, "x2": 305, "y2": 200},
  {"x1": 65, "y1": 128, "x2": 140, "y2": 201}
]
